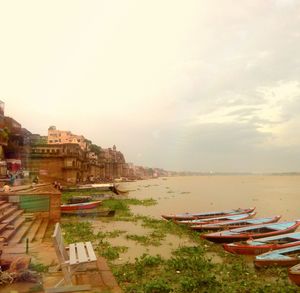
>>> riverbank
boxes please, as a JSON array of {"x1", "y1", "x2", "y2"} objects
[
  {"x1": 58, "y1": 175, "x2": 300, "y2": 292},
  {"x1": 59, "y1": 192, "x2": 298, "y2": 292},
  {"x1": 2, "y1": 175, "x2": 299, "y2": 292}
]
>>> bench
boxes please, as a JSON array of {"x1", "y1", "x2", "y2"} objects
[{"x1": 46, "y1": 222, "x2": 97, "y2": 293}]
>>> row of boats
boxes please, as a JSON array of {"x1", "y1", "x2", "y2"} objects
[{"x1": 162, "y1": 207, "x2": 300, "y2": 286}]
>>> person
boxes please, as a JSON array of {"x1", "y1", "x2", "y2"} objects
[
  {"x1": 33, "y1": 175, "x2": 39, "y2": 184},
  {"x1": 9, "y1": 174, "x2": 15, "y2": 186},
  {"x1": 57, "y1": 182, "x2": 62, "y2": 191},
  {"x1": 3, "y1": 183, "x2": 10, "y2": 192}
]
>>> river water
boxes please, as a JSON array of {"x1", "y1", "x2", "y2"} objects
[
  {"x1": 94, "y1": 175, "x2": 300, "y2": 262},
  {"x1": 126, "y1": 175, "x2": 300, "y2": 221}
]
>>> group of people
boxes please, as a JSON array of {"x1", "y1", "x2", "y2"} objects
[{"x1": 53, "y1": 181, "x2": 62, "y2": 191}]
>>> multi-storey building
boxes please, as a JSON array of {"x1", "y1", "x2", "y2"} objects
[{"x1": 48, "y1": 126, "x2": 87, "y2": 151}]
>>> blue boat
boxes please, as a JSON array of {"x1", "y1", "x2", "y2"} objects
[
  {"x1": 224, "y1": 231, "x2": 300, "y2": 255},
  {"x1": 175, "y1": 212, "x2": 256, "y2": 225},
  {"x1": 191, "y1": 215, "x2": 281, "y2": 231},
  {"x1": 254, "y1": 244, "x2": 300, "y2": 267},
  {"x1": 202, "y1": 221, "x2": 300, "y2": 243}
]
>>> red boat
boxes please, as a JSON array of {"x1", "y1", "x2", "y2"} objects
[
  {"x1": 223, "y1": 231, "x2": 300, "y2": 255},
  {"x1": 61, "y1": 200, "x2": 102, "y2": 211},
  {"x1": 202, "y1": 221, "x2": 300, "y2": 244},
  {"x1": 161, "y1": 207, "x2": 255, "y2": 221},
  {"x1": 289, "y1": 263, "x2": 300, "y2": 286}
]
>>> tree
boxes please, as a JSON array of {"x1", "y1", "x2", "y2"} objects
[{"x1": 90, "y1": 144, "x2": 102, "y2": 155}]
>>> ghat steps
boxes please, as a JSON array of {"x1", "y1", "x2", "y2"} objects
[{"x1": 0, "y1": 200, "x2": 49, "y2": 245}]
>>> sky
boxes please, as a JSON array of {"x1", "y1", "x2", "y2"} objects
[{"x1": 1, "y1": 0, "x2": 300, "y2": 172}]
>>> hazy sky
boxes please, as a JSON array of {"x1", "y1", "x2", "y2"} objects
[{"x1": 1, "y1": 0, "x2": 300, "y2": 172}]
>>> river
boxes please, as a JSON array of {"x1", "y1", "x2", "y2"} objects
[
  {"x1": 126, "y1": 175, "x2": 300, "y2": 221},
  {"x1": 94, "y1": 175, "x2": 300, "y2": 262}
]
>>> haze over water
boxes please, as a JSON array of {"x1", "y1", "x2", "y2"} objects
[{"x1": 128, "y1": 176, "x2": 300, "y2": 221}]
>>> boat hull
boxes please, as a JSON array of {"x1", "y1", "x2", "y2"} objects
[
  {"x1": 61, "y1": 200, "x2": 102, "y2": 211},
  {"x1": 254, "y1": 245, "x2": 300, "y2": 267},
  {"x1": 224, "y1": 240, "x2": 300, "y2": 255},
  {"x1": 202, "y1": 221, "x2": 300, "y2": 244},
  {"x1": 289, "y1": 264, "x2": 300, "y2": 286},
  {"x1": 191, "y1": 215, "x2": 279, "y2": 232},
  {"x1": 178, "y1": 212, "x2": 256, "y2": 226},
  {"x1": 62, "y1": 208, "x2": 115, "y2": 217},
  {"x1": 255, "y1": 258, "x2": 300, "y2": 268},
  {"x1": 162, "y1": 207, "x2": 255, "y2": 221}
]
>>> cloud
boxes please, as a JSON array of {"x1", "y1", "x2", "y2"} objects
[{"x1": 1, "y1": 1, "x2": 300, "y2": 171}]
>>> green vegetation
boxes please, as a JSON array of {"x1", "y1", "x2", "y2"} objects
[
  {"x1": 29, "y1": 262, "x2": 49, "y2": 273},
  {"x1": 90, "y1": 144, "x2": 102, "y2": 155},
  {"x1": 62, "y1": 221, "x2": 128, "y2": 261},
  {"x1": 60, "y1": 198, "x2": 298, "y2": 292},
  {"x1": 112, "y1": 247, "x2": 298, "y2": 293}
]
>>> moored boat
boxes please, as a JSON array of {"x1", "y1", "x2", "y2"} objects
[
  {"x1": 254, "y1": 245, "x2": 300, "y2": 267},
  {"x1": 62, "y1": 183, "x2": 127, "y2": 195},
  {"x1": 289, "y1": 263, "x2": 300, "y2": 286},
  {"x1": 161, "y1": 207, "x2": 255, "y2": 221},
  {"x1": 61, "y1": 200, "x2": 102, "y2": 211},
  {"x1": 62, "y1": 208, "x2": 115, "y2": 217},
  {"x1": 191, "y1": 215, "x2": 281, "y2": 232},
  {"x1": 62, "y1": 183, "x2": 114, "y2": 192},
  {"x1": 177, "y1": 212, "x2": 256, "y2": 225},
  {"x1": 202, "y1": 221, "x2": 300, "y2": 244},
  {"x1": 223, "y1": 231, "x2": 300, "y2": 255}
]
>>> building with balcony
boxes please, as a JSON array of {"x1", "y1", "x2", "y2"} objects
[{"x1": 28, "y1": 143, "x2": 85, "y2": 183}]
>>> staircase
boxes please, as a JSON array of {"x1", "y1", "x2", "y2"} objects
[{"x1": 0, "y1": 200, "x2": 50, "y2": 245}]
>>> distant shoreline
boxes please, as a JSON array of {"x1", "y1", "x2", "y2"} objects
[{"x1": 167, "y1": 172, "x2": 300, "y2": 176}]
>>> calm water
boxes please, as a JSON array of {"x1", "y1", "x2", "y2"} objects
[{"x1": 125, "y1": 175, "x2": 300, "y2": 221}]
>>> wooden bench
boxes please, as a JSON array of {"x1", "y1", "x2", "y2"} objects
[{"x1": 46, "y1": 222, "x2": 97, "y2": 293}]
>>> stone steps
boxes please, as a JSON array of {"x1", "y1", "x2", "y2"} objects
[
  {"x1": 0, "y1": 206, "x2": 19, "y2": 223},
  {"x1": 0, "y1": 202, "x2": 13, "y2": 213},
  {"x1": 8, "y1": 218, "x2": 34, "y2": 245},
  {"x1": 1, "y1": 216, "x2": 26, "y2": 243},
  {"x1": 0, "y1": 210, "x2": 23, "y2": 233},
  {"x1": 0, "y1": 199, "x2": 52, "y2": 245},
  {"x1": 25, "y1": 218, "x2": 43, "y2": 243},
  {"x1": 34, "y1": 218, "x2": 49, "y2": 242},
  {"x1": 2, "y1": 210, "x2": 24, "y2": 224}
]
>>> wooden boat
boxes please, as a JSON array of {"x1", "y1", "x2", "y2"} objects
[
  {"x1": 62, "y1": 183, "x2": 114, "y2": 192},
  {"x1": 191, "y1": 215, "x2": 281, "y2": 231},
  {"x1": 202, "y1": 221, "x2": 300, "y2": 244},
  {"x1": 61, "y1": 200, "x2": 102, "y2": 211},
  {"x1": 91, "y1": 193, "x2": 114, "y2": 200},
  {"x1": 62, "y1": 183, "x2": 127, "y2": 195},
  {"x1": 177, "y1": 212, "x2": 256, "y2": 225},
  {"x1": 67, "y1": 196, "x2": 92, "y2": 204},
  {"x1": 223, "y1": 231, "x2": 300, "y2": 255},
  {"x1": 62, "y1": 208, "x2": 115, "y2": 217},
  {"x1": 161, "y1": 207, "x2": 256, "y2": 221},
  {"x1": 67, "y1": 194, "x2": 113, "y2": 204},
  {"x1": 254, "y1": 245, "x2": 300, "y2": 267},
  {"x1": 288, "y1": 263, "x2": 300, "y2": 286}
]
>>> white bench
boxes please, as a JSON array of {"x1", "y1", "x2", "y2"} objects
[{"x1": 46, "y1": 222, "x2": 97, "y2": 293}]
